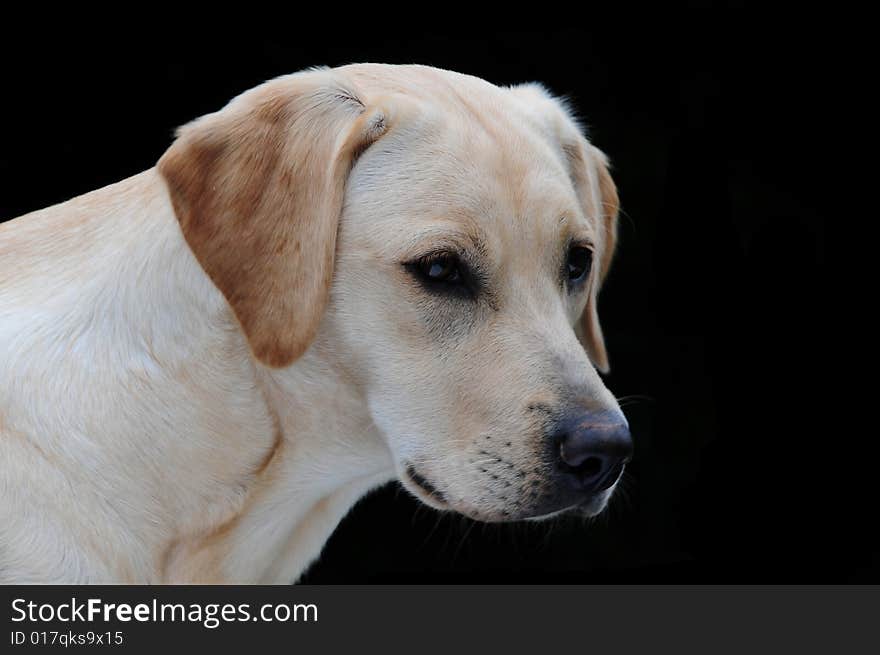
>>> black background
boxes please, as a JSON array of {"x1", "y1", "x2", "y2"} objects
[{"x1": 1, "y1": 17, "x2": 862, "y2": 582}]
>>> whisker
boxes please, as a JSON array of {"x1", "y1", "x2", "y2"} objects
[
  {"x1": 615, "y1": 394, "x2": 655, "y2": 405},
  {"x1": 607, "y1": 202, "x2": 636, "y2": 235},
  {"x1": 419, "y1": 509, "x2": 451, "y2": 550},
  {"x1": 451, "y1": 518, "x2": 479, "y2": 564}
]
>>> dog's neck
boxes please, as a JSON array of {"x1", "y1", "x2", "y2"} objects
[
  {"x1": 2, "y1": 170, "x2": 394, "y2": 582},
  {"x1": 142, "y1": 170, "x2": 397, "y2": 583},
  {"x1": 159, "y1": 367, "x2": 395, "y2": 583},
  {"x1": 204, "y1": 360, "x2": 395, "y2": 584}
]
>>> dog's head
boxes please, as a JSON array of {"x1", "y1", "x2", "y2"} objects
[{"x1": 158, "y1": 64, "x2": 631, "y2": 522}]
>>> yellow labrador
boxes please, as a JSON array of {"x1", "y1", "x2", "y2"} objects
[{"x1": 0, "y1": 64, "x2": 630, "y2": 583}]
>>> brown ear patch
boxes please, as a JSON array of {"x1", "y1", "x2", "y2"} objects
[
  {"x1": 590, "y1": 146, "x2": 620, "y2": 286},
  {"x1": 564, "y1": 140, "x2": 619, "y2": 374},
  {"x1": 158, "y1": 73, "x2": 390, "y2": 367},
  {"x1": 582, "y1": 146, "x2": 619, "y2": 374}
]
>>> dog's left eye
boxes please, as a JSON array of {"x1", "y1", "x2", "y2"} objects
[{"x1": 566, "y1": 246, "x2": 593, "y2": 284}]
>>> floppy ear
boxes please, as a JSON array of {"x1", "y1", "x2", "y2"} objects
[
  {"x1": 158, "y1": 71, "x2": 390, "y2": 367},
  {"x1": 571, "y1": 143, "x2": 619, "y2": 374}
]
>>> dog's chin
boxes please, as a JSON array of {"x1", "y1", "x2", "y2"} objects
[
  {"x1": 523, "y1": 494, "x2": 611, "y2": 522},
  {"x1": 400, "y1": 464, "x2": 615, "y2": 522},
  {"x1": 450, "y1": 496, "x2": 610, "y2": 523}
]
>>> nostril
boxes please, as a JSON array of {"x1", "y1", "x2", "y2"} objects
[
  {"x1": 559, "y1": 438, "x2": 590, "y2": 468},
  {"x1": 555, "y1": 418, "x2": 632, "y2": 493},
  {"x1": 558, "y1": 446, "x2": 604, "y2": 479},
  {"x1": 558, "y1": 450, "x2": 623, "y2": 493},
  {"x1": 575, "y1": 456, "x2": 603, "y2": 478}
]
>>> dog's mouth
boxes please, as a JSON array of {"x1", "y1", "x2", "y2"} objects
[
  {"x1": 523, "y1": 493, "x2": 611, "y2": 521},
  {"x1": 403, "y1": 469, "x2": 614, "y2": 524},
  {"x1": 404, "y1": 464, "x2": 448, "y2": 507},
  {"x1": 403, "y1": 462, "x2": 616, "y2": 520}
]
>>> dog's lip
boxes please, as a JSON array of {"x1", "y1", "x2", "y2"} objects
[
  {"x1": 404, "y1": 464, "x2": 448, "y2": 506},
  {"x1": 521, "y1": 502, "x2": 583, "y2": 521},
  {"x1": 521, "y1": 493, "x2": 608, "y2": 521},
  {"x1": 401, "y1": 466, "x2": 609, "y2": 520}
]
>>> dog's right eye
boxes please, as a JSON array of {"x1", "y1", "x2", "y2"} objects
[
  {"x1": 405, "y1": 252, "x2": 473, "y2": 297},
  {"x1": 416, "y1": 254, "x2": 461, "y2": 283}
]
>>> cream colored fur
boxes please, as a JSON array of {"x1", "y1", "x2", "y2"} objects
[{"x1": 0, "y1": 64, "x2": 623, "y2": 583}]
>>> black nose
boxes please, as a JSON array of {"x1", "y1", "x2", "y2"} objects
[{"x1": 554, "y1": 413, "x2": 633, "y2": 493}]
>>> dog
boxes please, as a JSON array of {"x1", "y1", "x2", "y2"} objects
[{"x1": 0, "y1": 64, "x2": 631, "y2": 583}]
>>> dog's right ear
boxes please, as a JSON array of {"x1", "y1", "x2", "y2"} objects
[
  {"x1": 158, "y1": 71, "x2": 390, "y2": 368},
  {"x1": 576, "y1": 145, "x2": 619, "y2": 374}
]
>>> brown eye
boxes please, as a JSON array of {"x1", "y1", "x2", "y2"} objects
[
  {"x1": 567, "y1": 246, "x2": 593, "y2": 283},
  {"x1": 404, "y1": 251, "x2": 480, "y2": 300},
  {"x1": 416, "y1": 254, "x2": 462, "y2": 284}
]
